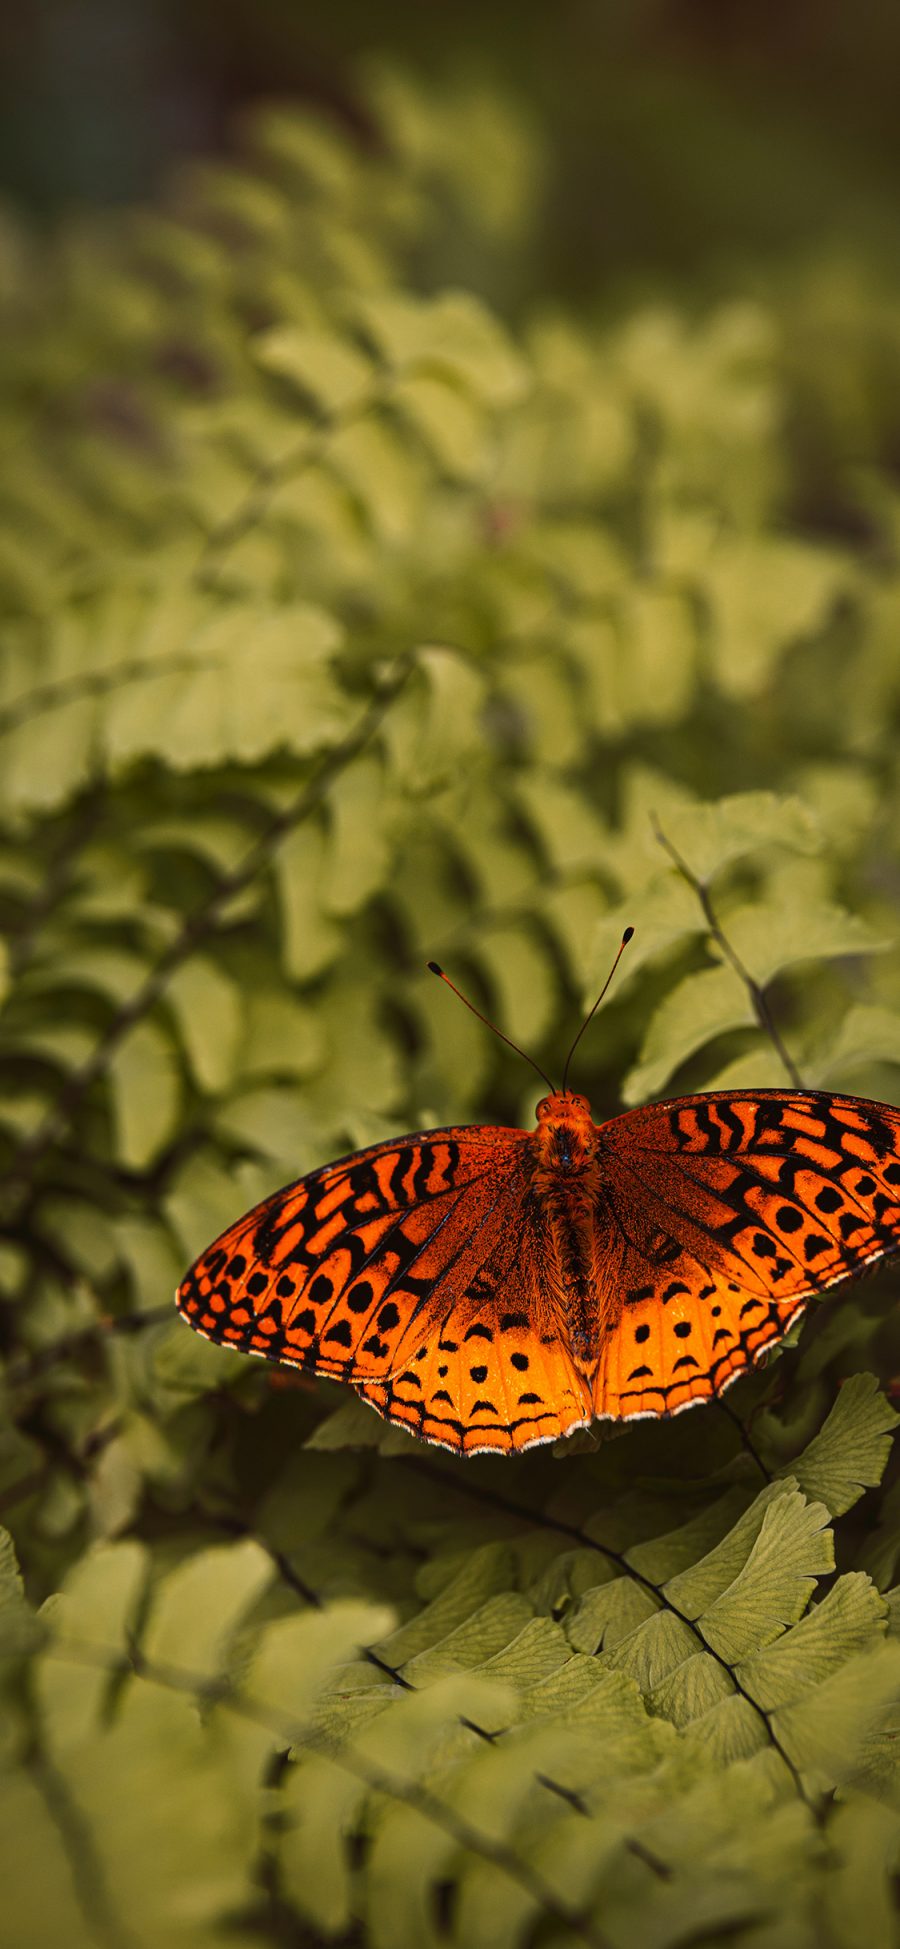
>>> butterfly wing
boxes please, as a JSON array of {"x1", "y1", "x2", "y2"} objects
[
  {"x1": 355, "y1": 1180, "x2": 593, "y2": 1455},
  {"x1": 592, "y1": 1089, "x2": 900, "y2": 1421},
  {"x1": 177, "y1": 1122, "x2": 593, "y2": 1453}
]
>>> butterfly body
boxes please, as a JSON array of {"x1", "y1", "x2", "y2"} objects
[
  {"x1": 177, "y1": 1087, "x2": 900, "y2": 1457},
  {"x1": 532, "y1": 1092, "x2": 612, "y2": 1370}
]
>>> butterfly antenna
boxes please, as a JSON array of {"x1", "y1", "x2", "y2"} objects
[
  {"x1": 561, "y1": 927, "x2": 634, "y2": 1094},
  {"x1": 427, "y1": 962, "x2": 556, "y2": 1094}
]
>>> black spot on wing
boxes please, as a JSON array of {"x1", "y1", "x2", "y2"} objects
[{"x1": 815, "y1": 1186, "x2": 842, "y2": 1214}]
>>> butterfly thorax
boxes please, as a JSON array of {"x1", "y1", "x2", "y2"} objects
[{"x1": 531, "y1": 1094, "x2": 610, "y2": 1373}]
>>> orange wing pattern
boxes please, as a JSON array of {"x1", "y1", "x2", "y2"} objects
[
  {"x1": 177, "y1": 1125, "x2": 525, "y2": 1376},
  {"x1": 177, "y1": 1122, "x2": 595, "y2": 1455},
  {"x1": 177, "y1": 1087, "x2": 900, "y2": 1456},
  {"x1": 592, "y1": 1090, "x2": 900, "y2": 1422},
  {"x1": 177, "y1": 1123, "x2": 596, "y2": 1455},
  {"x1": 357, "y1": 1315, "x2": 592, "y2": 1455}
]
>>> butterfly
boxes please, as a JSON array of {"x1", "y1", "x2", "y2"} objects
[{"x1": 176, "y1": 950, "x2": 900, "y2": 1456}]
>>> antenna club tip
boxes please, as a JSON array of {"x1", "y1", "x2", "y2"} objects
[
  {"x1": 622, "y1": 926, "x2": 634, "y2": 945},
  {"x1": 427, "y1": 960, "x2": 443, "y2": 976}
]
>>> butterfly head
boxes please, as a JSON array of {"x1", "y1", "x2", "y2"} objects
[
  {"x1": 537, "y1": 1091, "x2": 591, "y2": 1122},
  {"x1": 535, "y1": 1091, "x2": 599, "y2": 1172}
]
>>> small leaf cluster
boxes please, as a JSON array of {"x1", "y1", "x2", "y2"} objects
[{"x1": 2, "y1": 67, "x2": 900, "y2": 1949}]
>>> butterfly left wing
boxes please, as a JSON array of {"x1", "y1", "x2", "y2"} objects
[
  {"x1": 177, "y1": 1125, "x2": 528, "y2": 1383},
  {"x1": 177, "y1": 1121, "x2": 594, "y2": 1455},
  {"x1": 592, "y1": 1089, "x2": 900, "y2": 1421}
]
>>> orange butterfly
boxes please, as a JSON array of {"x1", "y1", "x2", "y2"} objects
[{"x1": 176, "y1": 945, "x2": 900, "y2": 1456}]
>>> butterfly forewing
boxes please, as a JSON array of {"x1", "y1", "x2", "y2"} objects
[
  {"x1": 176, "y1": 1124, "x2": 533, "y2": 1389},
  {"x1": 592, "y1": 1090, "x2": 900, "y2": 1421}
]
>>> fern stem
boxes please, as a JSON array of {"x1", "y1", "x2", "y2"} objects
[{"x1": 650, "y1": 814, "x2": 805, "y2": 1088}]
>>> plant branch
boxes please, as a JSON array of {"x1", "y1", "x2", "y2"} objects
[
  {"x1": 650, "y1": 814, "x2": 804, "y2": 1088},
  {"x1": 28, "y1": 1748, "x2": 139, "y2": 1949},
  {"x1": 715, "y1": 1394, "x2": 773, "y2": 1481}
]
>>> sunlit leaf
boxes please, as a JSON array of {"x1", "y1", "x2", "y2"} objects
[
  {"x1": 716, "y1": 899, "x2": 888, "y2": 987},
  {"x1": 647, "y1": 792, "x2": 821, "y2": 885},
  {"x1": 689, "y1": 1492, "x2": 833, "y2": 1662},
  {"x1": 166, "y1": 956, "x2": 245, "y2": 1093},
  {"x1": 255, "y1": 326, "x2": 375, "y2": 415},
  {"x1": 780, "y1": 1375, "x2": 900, "y2": 1518},
  {"x1": 108, "y1": 1017, "x2": 182, "y2": 1170},
  {"x1": 355, "y1": 289, "x2": 529, "y2": 404}
]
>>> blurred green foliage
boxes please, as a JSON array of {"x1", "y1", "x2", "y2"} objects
[
  {"x1": 3, "y1": 67, "x2": 900, "y2": 1949},
  {"x1": 8, "y1": 0, "x2": 900, "y2": 311}
]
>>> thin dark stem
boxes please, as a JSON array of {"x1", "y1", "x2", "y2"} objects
[
  {"x1": 625, "y1": 1836, "x2": 673, "y2": 1880},
  {"x1": 29, "y1": 1750, "x2": 139, "y2": 1949},
  {"x1": 205, "y1": 1510, "x2": 589, "y2": 1807},
  {"x1": 650, "y1": 814, "x2": 804, "y2": 1089},
  {"x1": 715, "y1": 1394, "x2": 773, "y2": 1482},
  {"x1": 6, "y1": 793, "x2": 103, "y2": 974},
  {"x1": 0, "y1": 656, "x2": 219, "y2": 740},
  {"x1": 192, "y1": 437, "x2": 315, "y2": 591}
]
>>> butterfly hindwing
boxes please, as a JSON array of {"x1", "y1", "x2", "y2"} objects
[
  {"x1": 357, "y1": 1321, "x2": 592, "y2": 1456},
  {"x1": 592, "y1": 1089, "x2": 900, "y2": 1421},
  {"x1": 594, "y1": 1261, "x2": 807, "y2": 1421},
  {"x1": 356, "y1": 1210, "x2": 594, "y2": 1455}
]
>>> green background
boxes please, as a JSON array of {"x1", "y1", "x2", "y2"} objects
[{"x1": 3, "y1": 12, "x2": 900, "y2": 1947}]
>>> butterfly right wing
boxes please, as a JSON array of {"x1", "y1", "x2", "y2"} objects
[{"x1": 591, "y1": 1088, "x2": 900, "y2": 1422}]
